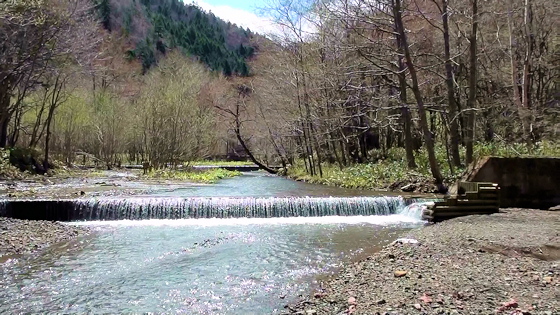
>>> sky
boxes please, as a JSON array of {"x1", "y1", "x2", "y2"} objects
[{"x1": 192, "y1": 0, "x2": 279, "y2": 35}]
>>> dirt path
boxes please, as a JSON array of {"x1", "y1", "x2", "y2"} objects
[{"x1": 283, "y1": 209, "x2": 560, "y2": 314}]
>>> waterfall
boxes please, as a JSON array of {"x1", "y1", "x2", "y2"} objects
[
  {"x1": 0, "y1": 196, "x2": 418, "y2": 221},
  {"x1": 398, "y1": 200, "x2": 439, "y2": 221},
  {"x1": 74, "y1": 196, "x2": 406, "y2": 221}
]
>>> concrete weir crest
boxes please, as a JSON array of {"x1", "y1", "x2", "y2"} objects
[{"x1": 0, "y1": 196, "x2": 419, "y2": 222}]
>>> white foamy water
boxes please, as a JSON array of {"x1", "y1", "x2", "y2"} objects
[{"x1": 68, "y1": 213, "x2": 422, "y2": 228}]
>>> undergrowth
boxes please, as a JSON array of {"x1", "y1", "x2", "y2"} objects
[
  {"x1": 0, "y1": 149, "x2": 22, "y2": 179},
  {"x1": 288, "y1": 141, "x2": 560, "y2": 190}
]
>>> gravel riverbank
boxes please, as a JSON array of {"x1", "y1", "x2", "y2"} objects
[
  {"x1": 283, "y1": 208, "x2": 560, "y2": 314},
  {"x1": 0, "y1": 218, "x2": 90, "y2": 262}
]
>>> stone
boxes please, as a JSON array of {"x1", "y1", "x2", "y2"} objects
[
  {"x1": 394, "y1": 270, "x2": 408, "y2": 277},
  {"x1": 314, "y1": 292, "x2": 327, "y2": 298},
  {"x1": 548, "y1": 205, "x2": 560, "y2": 211},
  {"x1": 394, "y1": 238, "x2": 419, "y2": 244},
  {"x1": 419, "y1": 293, "x2": 432, "y2": 303},
  {"x1": 401, "y1": 184, "x2": 416, "y2": 192}
]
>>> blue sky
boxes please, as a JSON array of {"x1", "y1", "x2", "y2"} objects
[
  {"x1": 192, "y1": 0, "x2": 278, "y2": 34},
  {"x1": 199, "y1": 0, "x2": 265, "y2": 12}
]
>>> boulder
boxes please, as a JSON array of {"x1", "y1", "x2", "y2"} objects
[{"x1": 400, "y1": 184, "x2": 416, "y2": 192}]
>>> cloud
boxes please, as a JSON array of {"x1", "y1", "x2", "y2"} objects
[{"x1": 193, "y1": 1, "x2": 280, "y2": 36}]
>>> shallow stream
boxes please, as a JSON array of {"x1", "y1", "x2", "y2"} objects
[{"x1": 0, "y1": 172, "x2": 425, "y2": 314}]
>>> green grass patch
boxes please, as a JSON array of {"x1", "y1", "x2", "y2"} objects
[
  {"x1": 144, "y1": 168, "x2": 242, "y2": 183},
  {"x1": 191, "y1": 160, "x2": 255, "y2": 166},
  {"x1": 288, "y1": 159, "x2": 430, "y2": 190}
]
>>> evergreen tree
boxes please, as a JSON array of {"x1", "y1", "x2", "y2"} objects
[{"x1": 97, "y1": 0, "x2": 257, "y2": 76}]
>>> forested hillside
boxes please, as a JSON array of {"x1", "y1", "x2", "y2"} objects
[
  {"x1": 0, "y1": 0, "x2": 559, "y2": 189},
  {"x1": 0, "y1": 0, "x2": 258, "y2": 175},
  {"x1": 94, "y1": 0, "x2": 256, "y2": 75}
]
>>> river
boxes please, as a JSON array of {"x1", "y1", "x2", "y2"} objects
[{"x1": 0, "y1": 172, "x2": 425, "y2": 314}]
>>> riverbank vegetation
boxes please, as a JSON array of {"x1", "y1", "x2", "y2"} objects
[
  {"x1": 143, "y1": 168, "x2": 242, "y2": 184},
  {"x1": 0, "y1": 0, "x2": 558, "y2": 189},
  {"x1": 289, "y1": 141, "x2": 560, "y2": 191}
]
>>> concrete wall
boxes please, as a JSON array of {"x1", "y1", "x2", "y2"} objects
[
  {"x1": 0, "y1": 200, "x2": 79, "y2": 221},
  {"x1": 465, "y1": 157, "x2": 560, "y2": 209}
]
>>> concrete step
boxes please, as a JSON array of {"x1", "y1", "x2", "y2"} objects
[
  {"x1": 479, "y1": 186, "x2": 499, "y2": 191},
  {"x1": 434, "y1": 205, "x2": 499, "y2": 211},
  {"x1": 434, "y1": 210, "x2": 498, "y2": 218},
  {"x1": 478, "y1": 193, "x2": 500, "y2": 199},
  {"x1": 456, "y1": 199, "x2": 498, "y2": 205},
  {"x1": 476, "y1": 182, "x2": 499, "y2": 187}
]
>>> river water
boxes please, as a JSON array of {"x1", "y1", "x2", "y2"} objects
[
  {"x1": 0, "y1": 172, "x2": 425, "y2": 314},
  {"x1": 144, "y1": 171, "x2": 408, "y2": 198}
]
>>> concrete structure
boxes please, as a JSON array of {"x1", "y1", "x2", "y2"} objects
[
  {"x1": 464, "y1": 157, "x2": 560, "y2": 209},
  {"x1": 423, "y1": 182, "x2": 500, "y2": 222}
]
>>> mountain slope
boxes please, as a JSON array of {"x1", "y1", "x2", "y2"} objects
[{"x1": 94, "y1": 0, "x2": 256, "y2": 75}]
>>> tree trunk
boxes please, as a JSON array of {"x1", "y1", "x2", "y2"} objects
[
  {"x1": 0, "y1": 86, "x2": 11, "y2": 148},
  {"x1": 522, "y1": 0, "x2": 534, "y2": 142},
  {"x1": 442, "y1": 0, "x2": 462, "y2": 167},
  {"x1": 43, "y1": 102, "x2": 56, "y2": 171},
  {"x1": 233, "y1": 100, "x2": 277, "y2": 175},
  {"x1": 394, "y1": 9, "x2": 417, "y2": 169},
  {"x1": 393, "y1": 0, "x2": 444, "y2": 187},
  {"x1": 507, "y1": 0, "x2": 529, "y2": 142},
  {"x1": 8, "y1": 105, "x2": 23, "y2": 147},
  {"x1": 466, "y1": 0, "x2": 478, "y2": 165}
]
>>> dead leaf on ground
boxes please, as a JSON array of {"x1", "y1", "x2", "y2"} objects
[
  {"x1": 496, "y1": 298, "x2": 518, "y2": 313},
  {"x1": 419, "y1": 293, "x2": 432, "y2": 304}
]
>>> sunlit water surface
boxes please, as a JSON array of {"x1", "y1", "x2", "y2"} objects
[{"x1": 0, "y1": 173, "x2": 425, "y2": 314}]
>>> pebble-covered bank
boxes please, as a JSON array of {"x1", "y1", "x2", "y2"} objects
[
  {"x1": 283, "y1": 209, "x2": 560, "y2": 314},
  {"x1": 0, "y1": 218, "x2": 90, "y2": 260}
]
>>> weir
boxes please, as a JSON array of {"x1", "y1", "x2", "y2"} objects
[{"x1": 0, "y1": 196, "x2": 422, "y2": 222}]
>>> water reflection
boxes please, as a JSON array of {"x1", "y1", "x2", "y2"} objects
[{"x1": 148, "y1": 172, "x2": 407, "y2": 198}]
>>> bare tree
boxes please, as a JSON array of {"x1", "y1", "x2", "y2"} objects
[
  {"x1": 392, "y1": 0, "x2": 444, "y2": 187},
  {"x1": 465, "y1": 0, "x2": 478, "y2": 165},
  {"x1": 0, "y1": 0, "x2": 99, "y2": 149}
]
